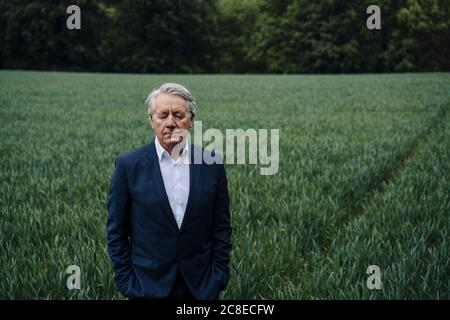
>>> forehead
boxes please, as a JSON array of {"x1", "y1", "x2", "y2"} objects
[{"x1": 154, "y1": 93, "x2": 187, "y2": 111}]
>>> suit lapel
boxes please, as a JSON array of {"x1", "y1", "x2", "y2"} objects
[
  {"x1": 179, "y1": 143, "x2": 200, "y2": 231},
  {"x1": 145, "y1": 139, "x2": 180, "y2": 231}
]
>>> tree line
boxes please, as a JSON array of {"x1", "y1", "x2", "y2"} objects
[{"x1": 1, "y1": 0, "x2": 448, "y2": 73}]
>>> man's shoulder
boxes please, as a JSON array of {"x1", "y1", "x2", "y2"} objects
[{"x1": 116, "y1": 144, "x2": 153, "y2": 164}]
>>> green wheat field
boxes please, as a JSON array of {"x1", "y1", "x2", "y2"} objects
[{"x1": 0, "y1": 71, "x2": 449, "y2": 299}]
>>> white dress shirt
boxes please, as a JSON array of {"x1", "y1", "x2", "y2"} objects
[{"x1": 154, "y1": 137, "x2": 190, "y2": 229}]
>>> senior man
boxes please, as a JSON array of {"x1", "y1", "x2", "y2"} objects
[{"x1": 107, "y1": 83, "x2": 232, "y2": 300}]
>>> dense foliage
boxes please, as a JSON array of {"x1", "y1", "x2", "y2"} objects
[{"x1": 1, "y1": 0, "x2": 449, "y2": 73}]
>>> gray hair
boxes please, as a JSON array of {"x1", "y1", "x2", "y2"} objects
[{"x1": 145, "y1": 83, "x2": 197, "y2": 119}]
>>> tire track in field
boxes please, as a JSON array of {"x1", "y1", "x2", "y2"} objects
[
  {"x1": 312, "y1": 105, "x2": 449, "y2": 257},
  {"x1": 296, "y1": 105, "x2": 449, "y2": 287},
  {"x1": 337, "y1": 105, "x2": 448, "y2": 227}
]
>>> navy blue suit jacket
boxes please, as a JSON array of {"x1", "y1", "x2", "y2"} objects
[{"x1": 106, "y1": 139, "x2": 232, "y2": 300}]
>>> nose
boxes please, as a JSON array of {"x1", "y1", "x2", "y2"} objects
[{"x1": 165, "y1": 114, "x2": 176, "y2": 127}]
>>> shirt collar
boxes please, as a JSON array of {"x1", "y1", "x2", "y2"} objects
[{"x1": 154, "y1": 136, "x2": 189, "y2": 163}]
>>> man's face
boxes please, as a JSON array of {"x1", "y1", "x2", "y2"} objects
[{"x1": 150, "y1": 93, "x2": 192, "y2": 151}]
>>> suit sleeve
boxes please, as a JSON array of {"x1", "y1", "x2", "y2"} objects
[
  {"x1": 106, "y1": 157, "x2": 133, "y2": 296},
  {"x1": 212, "y1": 163, "x2": 233, "y2": 291}
]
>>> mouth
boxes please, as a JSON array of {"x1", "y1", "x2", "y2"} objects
[
  {"x1": 163, "y1": 132, "x2": 182, "y2": 141},
  {"x1": 162, "y1": 129, "x2": 186, "y2": 141}
]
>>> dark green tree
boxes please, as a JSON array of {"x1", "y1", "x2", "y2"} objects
[
  {"x1": 109, "y1": 0, "x2": 220, "y2": 73},
  {"x1": 387, "y1": 0, "x2": 450, "y2": 71},
  {"x1": 1, "y1": 0, "x2": 109, "y2": 70},
  {"x1": 1, "y1": 0, "x2": 448, "y2": 73},
  {"x1": 214, "y1": 0, "x2": 263, "y2": 73}
]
